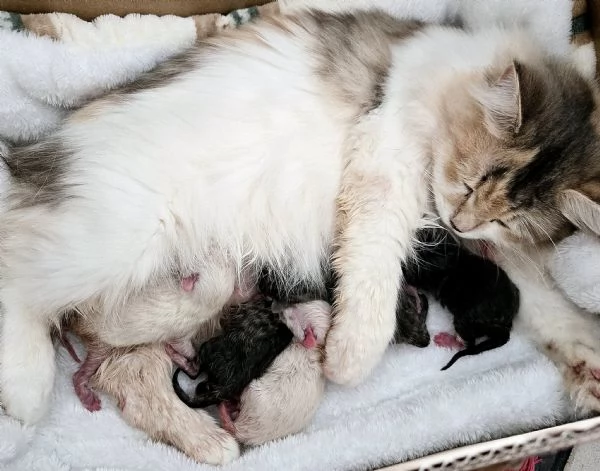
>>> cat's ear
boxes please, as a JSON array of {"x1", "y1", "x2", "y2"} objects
[
  {"x1": 559, "y1": 186, "x2": 600, "y2": 235},
  {"x1": 474, "y1": 61, "x2": 523, "y2": 138}
]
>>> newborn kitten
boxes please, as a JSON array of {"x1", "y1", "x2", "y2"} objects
[
  {"x1": 393, "y1": 286, "x2": 430, "y2": 348},
  {"x1": 86, "y1": 322, "x2": 240, "y2": 466},
  {"x1": 405, "y1": 228, "x2": 519, "y2": 369},
  {"x1": 172, "y1": 298, "x2": 294, "y2": 408},
  {"x1": 219, "y1": 300, "x2": 331, "y2": 445},
  {"x1": 3, "y1": 9, "x2": 599, "y2": 432}
]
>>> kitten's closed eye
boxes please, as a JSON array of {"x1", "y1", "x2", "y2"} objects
[{"x1": 491, "y1": 219, "x2": 508, "y2": 228}]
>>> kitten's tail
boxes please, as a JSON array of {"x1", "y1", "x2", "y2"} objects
[
  {"x1": 441, "y1": 333, "x2": 510, "y2": 371},
  {"x1": 172, "y1": 367, "x2": 220, "y2": 408}
]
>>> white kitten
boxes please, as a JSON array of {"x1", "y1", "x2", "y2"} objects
[{"x1": 220, "y1": 300, "x2": 331, "y2": 445}]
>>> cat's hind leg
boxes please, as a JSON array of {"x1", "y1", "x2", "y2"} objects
[{"x1": 0, "y1": 291, "x2": 56, "y2": 423}]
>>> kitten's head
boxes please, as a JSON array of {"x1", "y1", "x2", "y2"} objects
[
  {"x1": 281, "y1": 300, "x2": 331, "y2": 347},
  {"x1": 432, "y1": 56, "x2": 600, "y2": 248}
]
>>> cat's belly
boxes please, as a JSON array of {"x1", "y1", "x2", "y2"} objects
[{"x1": 63, "y1": 38, "x2": 345, "y2": 282}]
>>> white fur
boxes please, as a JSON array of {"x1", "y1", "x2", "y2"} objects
[
  {"x1": 0, "y1": 303, "x2": 572, "y2": 470},
  {"x1": 496, "y1": 245, "x2": 600, "y2": 412},
  {"x1": 551, "y1": 231, "x2": 600, "y2": 313},
  {"x1": 82, "y1": 262, "x2": 236, "y2": 347},
  {"x1": 0, "y1": 18, "x2": 571, "y2": 423},
  {"x1": 230, "y1": 298, "x2": 331, "y2": 445},
  {"x1": 0, "y1": 17, "x2": 196, "y2": 143},
  {"x1": 281, "y1": 300, "x2": 332, "y2": 343},
  {"x1": 0, "y1": 21, "x2": 342, "y2": 422},
  {"x1": 233, "y1": 343, "x2": 325, "y2": 446}
]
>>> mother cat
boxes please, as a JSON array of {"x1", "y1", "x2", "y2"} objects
[{"x1": 2, "y1": 8, "x2": 600, "y2": 438}]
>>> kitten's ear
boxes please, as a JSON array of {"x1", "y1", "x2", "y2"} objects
[
  {"x1": 559, "y1": 186, "x2": 600, "y2": 235},
  {"x1": 474, "y1": 61, "x2": 523, "y2": 138}
]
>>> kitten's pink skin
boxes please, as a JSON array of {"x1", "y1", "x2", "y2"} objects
[
  {"x1": 73, "y1": 348, "x2": 110, "y2": 412},
  {"x1": 165, "y1": 343, "x2": 199, "y2": 378},
  {"x1": 591, "y1": 369, "x2": 600, "y2": 381},
  {"x1": 218, "y1": 402, "x2": 238, "y2": 435},
  {"x1": 433, "y1": 332, "x2": 465, "y2": 350},
  {"x1": 180, "y1": 273, "x2": 199, "y2": 292},
  {"x1": 302, "y1": 327, "x2": 317, "y2": 349},
  {"x1": 59, "y1": 332, "x2": 81, "y2": 364}
]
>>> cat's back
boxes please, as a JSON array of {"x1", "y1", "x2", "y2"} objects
[{"x1": 60, "y1": 10, "x2": 419, "y2": 180}]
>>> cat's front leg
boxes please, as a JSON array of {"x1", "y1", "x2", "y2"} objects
[
  {"x1": 499, "y1": 249, "x2": 600, "y2": 413},
  {"x1": 325, "y1": 120, "x2": 427, "y2": 386}
]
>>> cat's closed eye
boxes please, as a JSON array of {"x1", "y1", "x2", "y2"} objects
[{"x1": 491, "y1": 218, "x2": 508, "y2": 228}]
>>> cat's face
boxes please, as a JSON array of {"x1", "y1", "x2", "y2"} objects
[{"x1": 432, "y1": 59, "x2": 600, "y2": 247}]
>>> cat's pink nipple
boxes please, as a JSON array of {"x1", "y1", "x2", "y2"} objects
[{"x1": 181, "y1": 273, "x2": 199, "y2": 292}]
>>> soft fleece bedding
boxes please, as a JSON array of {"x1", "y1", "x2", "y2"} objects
[{"x1": 0, "y1": 1, "x2": 589, "y2": 470}]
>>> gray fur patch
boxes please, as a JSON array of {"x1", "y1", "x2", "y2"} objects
[
  {"x1": 310, "y1": 10, "x2": 424, "y2": 115},
  {"x1": 113, "y1": 45, "x2": 207, "y2": 97},
  {"x1": 3, "y1": 137, "x2": 74, "y2": 208}
]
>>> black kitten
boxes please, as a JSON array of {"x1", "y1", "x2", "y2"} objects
[
  {"x1": 259, "y1": 267, "x2": 431, "y2": 349},
  {"x1": 404, "y1": 228, "x2": 520, "y2": 370},
  {"x1": 392, "y1": 285, "x2": 430, "y2": 348},
  {"x1": 258, "y1": 226, "x2": 519, "y2": 367},
  {"x1": 172, "y1": 298, "x2": 293, "y2": 408}
]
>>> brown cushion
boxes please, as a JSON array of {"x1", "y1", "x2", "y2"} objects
[{"x1": 0, "y1": 0, "x2": 269, "y2": 20}]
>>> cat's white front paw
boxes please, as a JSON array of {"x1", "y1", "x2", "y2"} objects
[
  {"x1": 324, "y1": 310, "x2": 390, "y2": 386},
  {"x1": 548, "y1": 340, "x2": 600, "y2": 412}
]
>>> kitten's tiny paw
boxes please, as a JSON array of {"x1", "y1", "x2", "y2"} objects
[
  {"x1": 188, "y1": 426, "x2": 240, "y2": 465},
  {"x1": 165, "y1": 343, "x2": 199, "y2": 377},
  {"x1": 73, "y1": 380, "x2": 102, "y2": 412},
  {"x1": 433, "y1": 332, "x2": 464, "y2": 350},
  {"x1": 324, "y1": 317, "x2": 385, "y2": 386}
]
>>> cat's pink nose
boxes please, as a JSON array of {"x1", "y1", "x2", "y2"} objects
[{"x1": 450, "y1": 213, "x2": 479, "y2": 233}]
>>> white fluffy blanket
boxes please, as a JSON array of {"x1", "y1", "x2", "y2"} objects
[
  {"x1": 0, "y1": 304, "x2": 573, "y2": 471},
  {"x1": 551, "y1": 232, "x2": 600, "y2": 314},
  {"x1": 0, "y1": 0, "x2": 587, "y2": 469}
]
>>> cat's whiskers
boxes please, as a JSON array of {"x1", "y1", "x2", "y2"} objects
[{"x1": 525, "y1": 217, "x2": 558, "y2": 251}]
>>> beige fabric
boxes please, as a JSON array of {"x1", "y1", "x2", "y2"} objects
[
  {"x1": 0, "y1": 0, "x2": 270, "y2": 21},
  {"x1": 17, "y1": 3, "x2": 277, "y2": 42}
]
